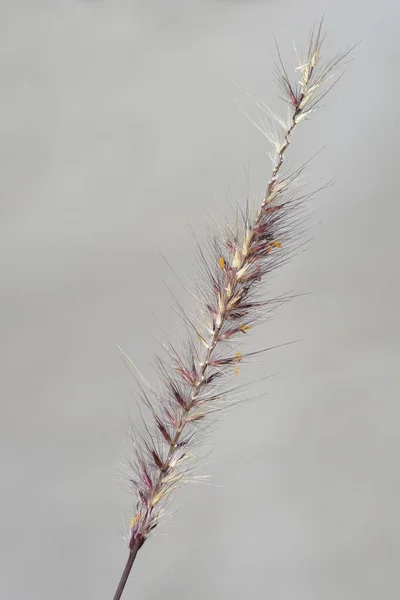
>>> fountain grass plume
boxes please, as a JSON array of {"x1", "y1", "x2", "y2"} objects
[{"x1": 112, "y1": 19, "x2": 353, "y2": 600}]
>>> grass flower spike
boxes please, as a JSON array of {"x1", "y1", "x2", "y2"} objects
[{"x1": 112, "y1": 20, "x2": 352, "y2": 600}]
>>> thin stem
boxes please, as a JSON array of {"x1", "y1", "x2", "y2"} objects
[
  {"x1": 113, "y1": 545, "x2": 141, "y2": 600},
  {"x1": 264, "y1": 99, "x2": 303, "y2": 205}
]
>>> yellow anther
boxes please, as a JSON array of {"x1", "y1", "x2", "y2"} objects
[
  {"x1": 233, "y1": 352, "x2": 242, "y2": 375},
  {"x1": 219, "y1": 257, "x2": 225, "y2": 270},
  {"x1": 267, "y1": 240, "x2": 282, "y2": 252},
  {"x1": 239, "y1": 325, "x2": 252, "y2": 334},
  {"x1": 130, "y1": 512, "x2": 141, "y2": 529}
]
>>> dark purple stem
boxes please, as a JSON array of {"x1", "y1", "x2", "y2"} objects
[{"x1": 112, "y1": 544, "x2": 141, "y2": 600}]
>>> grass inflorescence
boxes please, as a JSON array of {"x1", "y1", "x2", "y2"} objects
[{"x1": 112, "y1": 19, "x2": 352, "y2": 600}]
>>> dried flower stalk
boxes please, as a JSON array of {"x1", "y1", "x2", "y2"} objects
[{"x1": 112, "y1": 20, "x2": 351, "y2": 600}]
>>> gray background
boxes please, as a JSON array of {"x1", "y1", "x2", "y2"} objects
[{"x1": 1, "y1": 1, "x2": 399, "y2": 599}]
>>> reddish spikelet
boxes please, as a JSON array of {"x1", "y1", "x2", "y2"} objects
[{"x1": 114, "y1": 22, "x2": 352, "y2": 598}]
